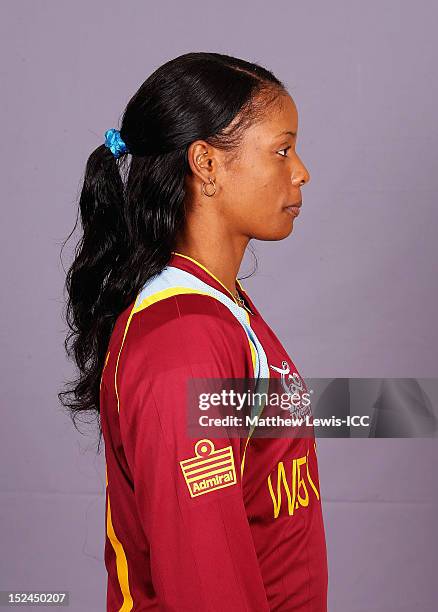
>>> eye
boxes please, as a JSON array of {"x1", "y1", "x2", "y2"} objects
[{"x1": 277, "y1": 145, "x2": 292, "y2": 158}]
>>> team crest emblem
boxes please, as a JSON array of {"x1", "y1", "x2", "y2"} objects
[
  {"x1": 179, "y1": 439, "x2": 237, "y2": 498},
  {"x1": 270, "y1": 359, "x2": 305, "y2": 395},
  {"x1": 269, "y1": 360, "x2": 311, "y2": 417}
]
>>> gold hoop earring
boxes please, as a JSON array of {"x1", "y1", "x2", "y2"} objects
[{"x1": 201, "y1": 178, "x2": 216, "y2": 197}]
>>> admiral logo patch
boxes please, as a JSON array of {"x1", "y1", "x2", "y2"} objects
[{"x1": 179, "y1": 439, "x2": 237, "y2": 498}]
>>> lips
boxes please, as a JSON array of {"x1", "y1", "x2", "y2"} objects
[{"x1": 284, "y1": 201, "x2": 302, "y2": 217}]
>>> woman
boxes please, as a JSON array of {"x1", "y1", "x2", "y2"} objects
[{"x1": 60, "y1": 52, "x2": 328, "y2": 611}]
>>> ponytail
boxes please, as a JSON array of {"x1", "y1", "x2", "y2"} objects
[{"x1": 59, "y1": 146, "x2": 131, "y2": 434}]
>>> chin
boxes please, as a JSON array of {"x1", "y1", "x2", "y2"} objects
[{"x1": 252, "y1": 219, "x2": 296, "y2": 241}]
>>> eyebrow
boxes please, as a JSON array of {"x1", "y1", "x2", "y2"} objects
[{"x1": 276, "y1": 130, "x2": 297, "y2": 137}]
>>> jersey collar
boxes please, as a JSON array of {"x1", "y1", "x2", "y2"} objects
[{"x1": 168, "y1": 251, "x2": 256, "y2": 316}]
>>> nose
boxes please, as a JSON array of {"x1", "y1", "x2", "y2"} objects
[{"x1": 291, "y1": 158, "x2": 311, "y2": 187}]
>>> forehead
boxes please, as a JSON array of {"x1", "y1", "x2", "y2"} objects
[{"x1": 246, "y1": 94, "x2": 298, "y2": 143}]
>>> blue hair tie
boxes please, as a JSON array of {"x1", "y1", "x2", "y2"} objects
[{"x1": 104, "y1": 128, "x2": 129, "y2": 159}]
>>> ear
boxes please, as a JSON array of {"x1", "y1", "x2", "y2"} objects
[{"x1": 186, "y1": 140, "x2": 217, "y2": 184}]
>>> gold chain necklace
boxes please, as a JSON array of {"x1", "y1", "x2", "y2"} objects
[{"x1": 234, "y1": 291, "x2": 245, "y2": 307}]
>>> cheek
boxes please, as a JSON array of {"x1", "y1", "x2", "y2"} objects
[
  {"x1": 236, "y1": 159, "x2": 282, "y2": 206},
  {"x1": 222, "y1": 154, "x2": 287, "y2": 229},
  {"x1": 247, "y1": 165, "x2": 285, "y2": 218}
]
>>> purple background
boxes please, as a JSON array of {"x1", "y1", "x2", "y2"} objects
[{"x1": 1, "y1": 1, "x2": 437, "y2": 610}]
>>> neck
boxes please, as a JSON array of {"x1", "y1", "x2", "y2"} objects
[{"x1": 173, "y1": 236, "x2": 250, "y2": 300}]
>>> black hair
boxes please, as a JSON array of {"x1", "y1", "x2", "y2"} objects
[{"x1": 58, "y1": 51, "x2": 287, "y2": 449}]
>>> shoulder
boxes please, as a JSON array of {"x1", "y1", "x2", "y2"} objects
[{"x1": 115, "y1": 292, "x2": 253, "y2": 379}]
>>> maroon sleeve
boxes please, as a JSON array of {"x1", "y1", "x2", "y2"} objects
[{"x1": 116, "y1": 297, "x2": 270, "y2": 611}]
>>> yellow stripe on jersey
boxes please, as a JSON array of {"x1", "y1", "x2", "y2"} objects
[
  {"x1": 114, "y1": 303, "x2": 137, "y2": 414},
  {"x1": 105, "y1": 465, "x2": 134, "y2": 611},
  {"x1": 133, "y1": 286, "x2": 214, "y2": 314}
]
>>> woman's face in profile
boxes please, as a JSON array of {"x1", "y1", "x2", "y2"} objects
[{"x1": 219, "y1": 93, "x2": 311, "y2": 242}]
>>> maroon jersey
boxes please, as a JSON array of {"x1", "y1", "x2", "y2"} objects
[{"x1": 100, "y1": 252, "x2": 328, "y2": 611}]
